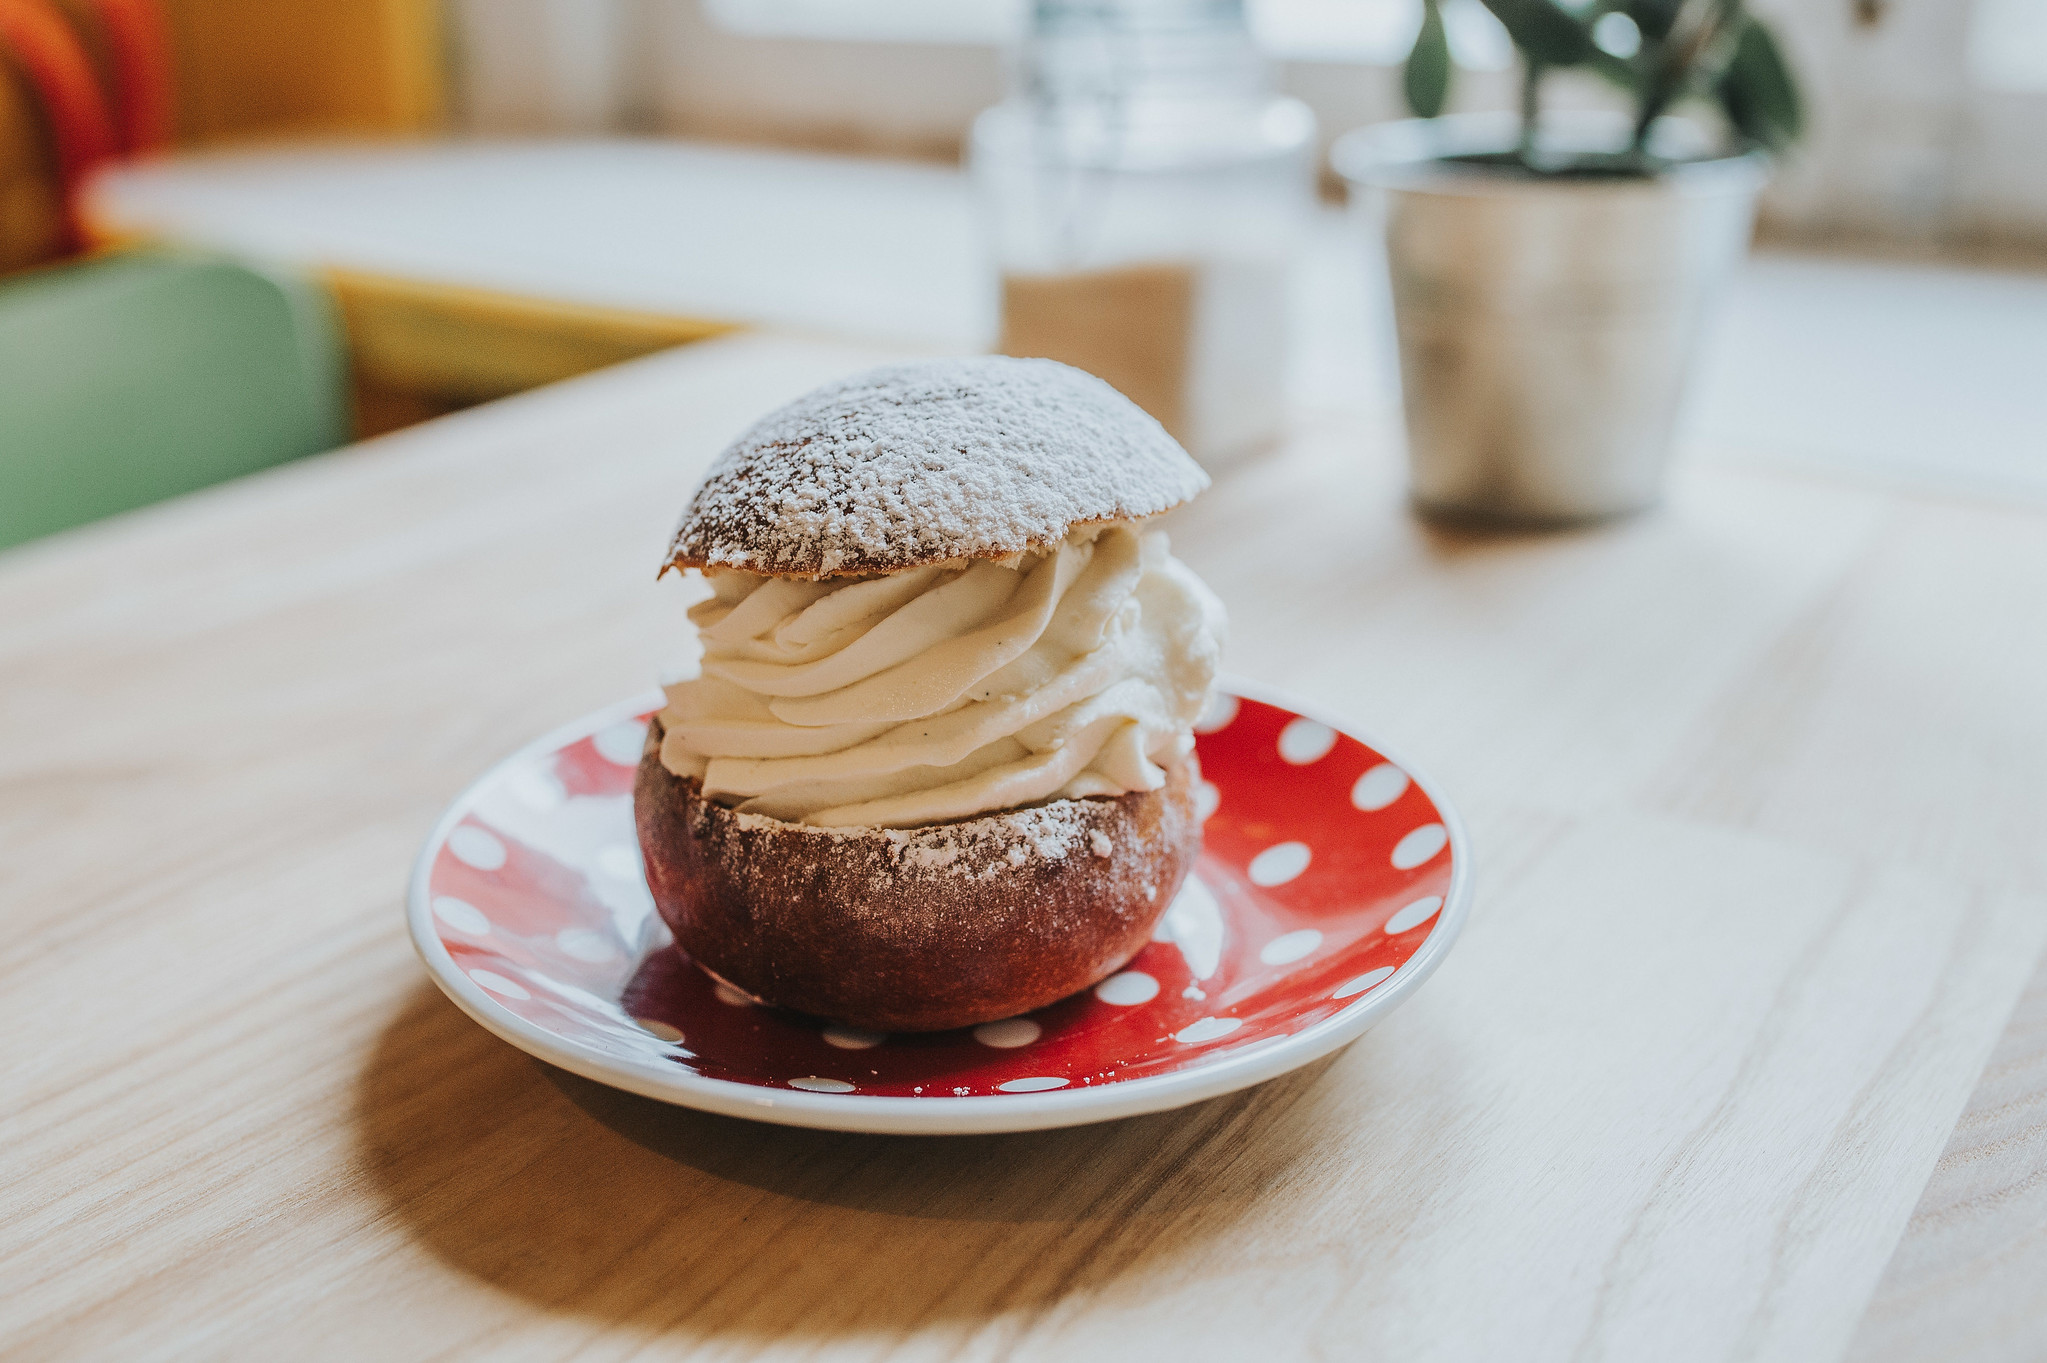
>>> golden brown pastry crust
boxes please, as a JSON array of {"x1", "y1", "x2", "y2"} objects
[{"x1": 633, "y1": 719, "x2": 1202, "y2": 1032}]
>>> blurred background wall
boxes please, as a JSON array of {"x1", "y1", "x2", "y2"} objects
[
  {"x1": 3, "y1": 0, "x2": 2040, "y2": 547},
  {"x1": 5, "y1": 0, "x2": 2041, "y2": 274},
  {"x1": 440, "y1": 0, "x2": 2047, "y2": 255}
]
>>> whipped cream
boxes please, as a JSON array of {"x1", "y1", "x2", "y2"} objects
[{"x1": 657, "y1": 521, "x2": 1225, "y2": 828}]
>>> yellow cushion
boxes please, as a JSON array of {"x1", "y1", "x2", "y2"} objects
[{"x1": 162, "y1": 0, "x2": 443, "y2": 143}]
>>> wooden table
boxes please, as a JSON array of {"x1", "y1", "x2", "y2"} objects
[{"x1": 4, "y1": 333, "x2": 2045, "y2": 1361}]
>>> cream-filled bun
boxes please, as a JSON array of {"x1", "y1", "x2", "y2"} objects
[{"x1": 636, "y1": 357, "x2": 1225, "y2": 1032}]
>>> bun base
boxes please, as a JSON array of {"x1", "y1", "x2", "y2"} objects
[{"x1": 633, "y1": 723, "x2": 1202, "y2": 1032}]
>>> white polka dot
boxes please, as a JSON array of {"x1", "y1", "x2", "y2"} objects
[
  {"x1": 823, "y1": 1025, "x2": 885, "y2": 1049},
  {"x1": 1156, "y1": 875, "x2": 1224, "y2": 978},
  {"x1": 507, "y1": 766, "x2": 566, "y2": 809},
  {"x1": 1247, "y1": 841, "x2": 1311, "y2": 886},
  {"x1": 1351, "y1": 762, "x2": 1410, "y2": 811},
  {"x1": 1278, "y1": 717, "x2": 1337, "y2": 765},
  {"x1": 1174, "y1": 1017, "x2": 1243, "y2": 1044},
  {"x1": 1391, "y1": 823, "x2": 1448, "y2": 870},
  {"x1": 635, "y1": 1018, "x2": 683, "y2": 1043},
  {"x1": 432, "y1": 896, "x2": 490, "y2": 935},
  {"x1": 713, "y1": 981, "x2": 756, "y2": 1007},
  {"x1": 592, "y1": 721, "x2": 647, "y2": 767},
  {"x1": 1334, "y1": 966, "x2": 1397, "y2": 998},
  {"x1": 595, "y1": 844, "x2": 640, "y2": 879},
  {"x1": 997, "y1": 1076, "x2": 1069, "y2": 1093},
  {"x1": 1194, "y1": 779, "x2": 1221, "y2": 822},
  {"x1": 447, "y1": 826, "x2": 506, "y2": 871},
  {"x1": 1194, "y1": 693, "x2": 1239, "y2": 734},
  {"x1": 555, "y1": 928, "x2": 616, "y2": 962},
  {"x1": 1094, "y1": 971, "x2": 1160, "y2": 1005},
  {"x1": 788, "y1": 1076, "x2": 855, "y2": 1093},
  {"x1": 468, "y1": 968, "x2": 528, "y2": 1000},
  {"x1": 1259, "y1": 928, "x2": 1323, "y2": 965},
  {"x1": 1385, "y1": 895, "x2": 1444, "y2": 934},
  {"x1": 973, "y1": 1018, "x2": 1041, "y2": 1049}
]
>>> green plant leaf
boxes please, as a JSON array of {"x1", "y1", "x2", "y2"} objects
[
  {"x1": 1625, "y1": 0, "x2": 1685, "y2": 42},
  {"x1": 1478, "y1": 0, "x2": 1594, "y2": 67},
  {"x1": 1631, "y1": 0, "x2": 1740, "y2": 146},
  {"x1": 1405, "y1": 0, "x2": 1453, "y2": 117},
  {"x1": 1717, "y1": 17, "x2": 1803, "y2": 149},
  {"x1": 1582, "y1": 44, "x2": 1643, "y2": 93}
]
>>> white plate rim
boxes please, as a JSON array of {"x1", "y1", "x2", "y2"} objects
[{"x1": 406, "y1": 675, "x2": 1473, "y2": 1134}]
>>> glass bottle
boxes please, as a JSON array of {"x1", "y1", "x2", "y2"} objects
[{"x1": 971, "y1": 0, "x2": 1316, "y2": 466}]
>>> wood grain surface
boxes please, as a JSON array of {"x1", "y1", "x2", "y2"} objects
[
  {"x1": 3, "y1": 333, "x2": 2045, "y2": 1362},
  {"x1": 1848, "y1": 962, "x2": 2047, "y2": 1363}
]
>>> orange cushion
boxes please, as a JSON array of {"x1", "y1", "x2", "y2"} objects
[{"x1": 0, "y1": 0, "x2": 118, "y2": 250}]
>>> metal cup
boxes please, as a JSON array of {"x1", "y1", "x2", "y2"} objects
[{"x1": 1334, "y1": 115, "x2": 1765, "y2": 525}]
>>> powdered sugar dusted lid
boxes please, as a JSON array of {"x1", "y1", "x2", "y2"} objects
[{"x1": 664, "y1": 356, "x2": 1210, "y2": 578}]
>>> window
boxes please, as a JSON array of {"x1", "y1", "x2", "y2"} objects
[
  {"x1": 701, "y1": 0, "x2": 1023, "y2": 44},
  {"x1": 697, "y1": 0, "x2": 1497, "y2": 64},
  {"x1": 1969, "y1": 0, "x2": 2047, "y2": 92}
]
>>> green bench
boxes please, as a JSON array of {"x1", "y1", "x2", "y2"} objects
[{"x1": 0, "y1": 254, "x2": 348, "y2": 551}]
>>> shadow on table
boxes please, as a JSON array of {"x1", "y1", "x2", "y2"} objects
[
  {"x1": 1409, "y1": 504, "x2": 1645, "y2": 558},
  {"x1": 353, "y1": 980, "x2": 1389, "y2": 1342}
]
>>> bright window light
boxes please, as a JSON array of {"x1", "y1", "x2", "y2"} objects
[
  {"x1": 701, "y1": 0, "x2": 1444, "y2": 64},
  {"x1": 1248, "y1": 0, "x2": 1419, "y2": 63},
  {"x1": 1439, "y1": 0, "x2": 1512, "y2": 70},
  {"x1": 1969, "y1": 0, "x2": 2047, "y2": 91},
  {"x1": 701, "y1": 0, "x2": 1024, "y2": 44},
  {"x1": 1592, "y1": 10, "x2": 1641, "y2": 59}
]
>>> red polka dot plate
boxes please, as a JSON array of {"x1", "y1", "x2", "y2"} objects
[{"x1": 407, "y1": 679, "x2": 1470, "y2": 1134}]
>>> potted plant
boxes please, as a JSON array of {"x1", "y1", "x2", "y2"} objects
[{"x1": 1332, "y1": 0, "x2": 1802, "y2": 524}]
